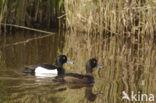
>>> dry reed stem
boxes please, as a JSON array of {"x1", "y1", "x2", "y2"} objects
[
  {"x1": 0, "y1": 23, "x2": 55, "y2": 34},
  {"x1": 64, "y1": 0, "x2": 156, "y2": 37},
  {"x1": 0, "y1": 33, "x2": 54, "y2": 49}
]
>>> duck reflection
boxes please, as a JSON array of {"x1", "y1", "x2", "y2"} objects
[
  {"x1": 54, "y1": 83, "x2": 101, "y2": 102},
  {"x1": 85, "y1": 85, "x2": 98, "y2": 102}
]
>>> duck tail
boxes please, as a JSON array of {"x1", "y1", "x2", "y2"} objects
[{"x1": 21, "y1": 66, "x2": 35, "y2": 75}]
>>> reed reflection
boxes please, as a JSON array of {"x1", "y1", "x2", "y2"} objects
[{"x1": 62, "y1": 31, "x2": 156, "y2": 103}]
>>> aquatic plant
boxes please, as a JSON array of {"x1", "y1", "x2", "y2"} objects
[
  {"x1": 0, "y1": 0, "x2": 64, "y2": 31},
  {"x1": 64, "y1": 0, "x2": 156, "y2": 37}
]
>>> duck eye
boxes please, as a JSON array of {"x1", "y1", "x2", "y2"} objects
[
  {"x1": 93, "y1": 60, "x2": 96, "y2": 64},
  {"x1": 63, "y1": 57, "x2": 66, "y2": 60}
]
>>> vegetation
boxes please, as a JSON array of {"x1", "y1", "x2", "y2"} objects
[
  {"x1": 0, "y1": 0, "x2": 64, "y2": 32},
  {"x1": 0, "y1": 0, "x2": 155, "y2": 37},
  {"x1": 0, "y1": 0, "x2": 155, "y2": 103},
  {"x1": 64, "y1": 0, "x2": 156, "y2": 37}
]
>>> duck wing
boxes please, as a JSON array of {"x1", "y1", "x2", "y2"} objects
[
  {"x1": 53, "y1": 73, "x2": 94, "y2": 83},
  {"x1": 22, "y1": 65, "x2": 37, "y2": 74},
  {"x1": 38, "y1": 63, "x2": 57, "y2": 70}
]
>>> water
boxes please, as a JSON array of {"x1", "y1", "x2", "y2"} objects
[{"x1": 0, "y1": 31, "x2": 156, "y2": 103}]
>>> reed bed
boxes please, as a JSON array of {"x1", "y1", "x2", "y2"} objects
[
  {"x1": 0, "y1": 0, "x2": 64, "y2": 32},
  {"x1": 64, "y1": 0, "x2": 156, "y2": 37},
  {"x1": 0, "y1": 0, "x2": 155, "y2": 37}
]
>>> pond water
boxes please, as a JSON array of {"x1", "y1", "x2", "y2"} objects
[{"x1": 0, "y1": 31, "x2": 156, "y2": 103}]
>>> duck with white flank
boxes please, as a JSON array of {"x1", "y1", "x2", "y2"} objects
[{"x1": 22, "y1": 55, "x2": 73, "y2": 77}]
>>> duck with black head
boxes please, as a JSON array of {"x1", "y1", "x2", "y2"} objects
[
  {"x1": 22, "y1": 55, "x2": 73, "y2": 77},
  {"x1": 53, "y1": 58, "x2": 103, "y2": 83}
]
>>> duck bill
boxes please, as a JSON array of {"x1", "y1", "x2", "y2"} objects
[
  {"x1": 67, "y1": 60, "x2": 74, "y2": 64},
  {"x1": 96, "y1": 64, "x2": 103, "y2": 69}
]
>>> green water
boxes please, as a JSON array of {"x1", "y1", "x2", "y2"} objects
[{"x1": 0, "y1": 31, "x2": 156, "y2": 103}]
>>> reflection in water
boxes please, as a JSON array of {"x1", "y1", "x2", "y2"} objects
[
  {"x1": 62, "y1": 32, "x2": 156, "y2": 103},
  {"x1": 0, "y1": 31, "x2": 156, "y2": 103},
  {"x1": 85, "y1": 86, "x2": 99, "y2": 102},
  {"x1": 0, "y1": 31, "x2": 65, "y2": 69},
  {"x1": 54, "y1": 83, "x2": 100, "y2": 102},
  {"x1": 0, "y1": 31, "x2": 66, "y2": 102}
]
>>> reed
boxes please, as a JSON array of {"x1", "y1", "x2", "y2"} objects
[
  {"x1": 1, "y1": 0, "x2": 155, "y2": 37},
  {"x1": 64, "y1": 0, "x2": 156, "y2": 37},
  {"x1": 0, "y1": 0, "x2": 64, "y2": 31}
]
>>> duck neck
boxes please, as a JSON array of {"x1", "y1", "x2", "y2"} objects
[
  {"x1": 86, "y1": 72, "x2": 93, "y2": 76},
  {"x1": 56, "y1": 61, "x2": 63, "y2": 67},
  {"x1": 86, "y1": 65, "x2": 93, "y2": 76}
]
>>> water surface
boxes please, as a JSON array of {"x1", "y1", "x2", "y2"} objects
[{"x1": 0, "y1": 31, "x2": 156, "y2": 103}]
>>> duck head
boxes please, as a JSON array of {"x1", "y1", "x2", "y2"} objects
[
  {"x1": 56, "y1": 55, "x2": 73, "y2": 67},
  {"x1": 86, "y1": 58, "x2": 103, "y2": 74}
]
